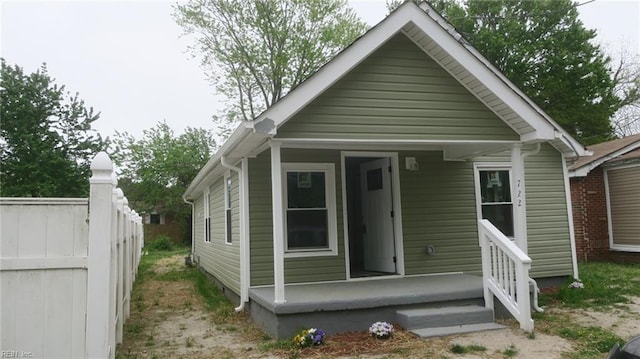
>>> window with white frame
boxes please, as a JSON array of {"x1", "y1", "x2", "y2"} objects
[
  {"x1": 282, "y1": 163, "x2": 337, "y2": 256},
  {"x1": 204, "y1": 190, "x2": 211, "y2": 243},
  {"x1": 477, "y1": 168, "x2": 514, "y2": 237},
  {"x1": 225, "y1": 174, "x2": 232, "y2": 244}
]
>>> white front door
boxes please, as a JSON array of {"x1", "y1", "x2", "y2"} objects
[{"x1": 360, "y1": 158, "x2": 396, "y2": 273}]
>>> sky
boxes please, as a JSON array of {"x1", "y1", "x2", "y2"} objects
[{"x1": 1, "y1": 0, "x2": 639, "y2": 140}]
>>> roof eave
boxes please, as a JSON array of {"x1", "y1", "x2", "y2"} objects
[
  {"x1": 568, "y1": 140, "x2": 640, "y2": 177},
  {"x1": 183, "y1": 123, "x2": 254, "y2": 200}
]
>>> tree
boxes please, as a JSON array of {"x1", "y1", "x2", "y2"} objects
[
  {"x1": 109, "y1": 121, "x2": 216, "y2": 242},
  {"x1": 610, "y1": 48, "x2": 640, "y2": 136},
  {"x1": 388, "y1": 0, "x2": 620, "y2": 145},
  {"x1": 174, "y1": 0, "x2": 368, "y2": 130},
  {"x1": 0, "y1": 59, "x2": 106, "y2": 197}
]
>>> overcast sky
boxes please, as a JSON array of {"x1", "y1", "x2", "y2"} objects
[{"x1": 1, "y1": 0, "x2": 639, "y2": 139}]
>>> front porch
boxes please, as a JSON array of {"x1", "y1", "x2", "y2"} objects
[
  {"x1": 248, "y1": 274, "x2": 493, "y2": 338},
  {"x1": 249, "y1": 220, "x2": 536, "y2": 339}
]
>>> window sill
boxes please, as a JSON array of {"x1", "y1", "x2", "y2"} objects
[
  {"x1": 610, "y1": 245, "x2": 640, "y2": 253},
  {"x1": 284, "y1": 249, "x2": 338, "y2": 258}
]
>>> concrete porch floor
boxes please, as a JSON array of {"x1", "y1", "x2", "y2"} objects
[
  {"x1": 248, "y1": 274, "x2": 485, "y2": 338},
  {"x1": 250, "y1": 274, "x2": 483, "y2": 314}
]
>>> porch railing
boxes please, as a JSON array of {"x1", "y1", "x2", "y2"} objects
[{"x1": 479, "y1": 219, "x2": 534, "y2": 332}]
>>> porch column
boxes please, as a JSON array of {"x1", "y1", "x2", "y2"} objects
[
  {"x1": 511, "y1": 144, "x2": 528, "y2": 253},
  {"x1": 270, "y1": 141, "x2": 286, "y2": 303}
]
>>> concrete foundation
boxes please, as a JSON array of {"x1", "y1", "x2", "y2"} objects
[{"x1": 248, "y1": 274, "x2": 484, "y2": 338}]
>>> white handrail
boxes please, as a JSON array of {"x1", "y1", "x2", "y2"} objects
[{"x1": 479, "y1": 219, "x2": 534, "y2": 332}]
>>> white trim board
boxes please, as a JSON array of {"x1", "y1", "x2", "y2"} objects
[{"x1": 280, "y1": 162, "x2": 339, "y2": 258}]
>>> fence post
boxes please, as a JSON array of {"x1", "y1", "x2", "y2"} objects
[
  {"x1": 123, "y1": 198, "x2": 131, "y2": 322},
  {"x1": 86, "y1": 152, "x2": 115, "y2": 359},
  {"x1": 131, "y1": 210, "x2": 138, "y2": 280},
  {"x1": 115, "y1": 189, "x2": 125, "y2": 344}
]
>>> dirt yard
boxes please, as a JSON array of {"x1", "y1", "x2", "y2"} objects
[{"x1": 117, "y1": 254, "x2": 639, "y2": 359}]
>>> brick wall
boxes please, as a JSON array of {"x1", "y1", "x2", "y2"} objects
[{"x1": 570, "y1": 167, "x2": 611, "y2": 262}]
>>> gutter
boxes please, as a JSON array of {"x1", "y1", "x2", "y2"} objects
[
  {"x1": 182, "y1": 197, "x2": 195, "y2": 263},
  {"x1": 220, "y1": 156, "x2": 248, "y2": 312},
  {"x1": 183, "y1": 124, "x2": 253, "y2": 200}
]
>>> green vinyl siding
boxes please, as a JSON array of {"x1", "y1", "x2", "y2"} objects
[
  {"x1": 193, "y1": 195, "x2": 204, "y2": 256},
  {"x1": 524, "y1": 144, "x2": 573, "y2": 278},
  {"x1": 276, "y1": 34, "x2": 518, "y2": 141},
  {"x1": 249, "y1": 149, "x2": 346, "y2": 286},
  {"x1": 400, "y1": 151, "x2": 482, "y2": 275},
  {"x1": 400, "y1": 144, "x2": 573, "y2": 278},
  {"x1": 246, "y1": 145, "x2": 571, "y2": 285},
  {"x1": 476, "y1": 144, "x2": 573, "y2": 278},
  {"x1": 196, "y1": 174, "x2": 241, "y2": 294}
]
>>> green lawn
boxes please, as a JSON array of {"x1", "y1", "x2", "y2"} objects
[
  {"x1": 535, "y1": 262, "x2": 640, "y2": 359},
  {"x1": 122, "y1": 248, "x2": 640, "y2": 359}
]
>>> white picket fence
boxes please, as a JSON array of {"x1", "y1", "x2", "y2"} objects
[{"x1": 0, "y1": 152, "x2": 144, "y2": 359}]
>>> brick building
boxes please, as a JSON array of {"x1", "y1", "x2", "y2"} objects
[{"x1": 568, "y1": 134, "x2": 640, "y2": 263}]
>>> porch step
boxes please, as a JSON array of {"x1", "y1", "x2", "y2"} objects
[
  {"x1": 396, "y1": 305, "x2": 507, "y2": 338},
  {"x1": 411, "y1": 323, "x2": 507, "y2": 338}
]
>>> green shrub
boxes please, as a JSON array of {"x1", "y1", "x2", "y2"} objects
[{"x1": 148, "y1": 235, "x2": 173, "y2": 251}]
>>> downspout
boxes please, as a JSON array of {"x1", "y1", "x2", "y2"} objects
[
  {"x1": 183, "y1": 197, "x2": 195, "y2": 263},
  {"x1": 522, "y1": 143, "x2": 541, "y2": 159},
  {"x1": 221, "y1": 156, "x2": 247, "y2": 312},
  {"x1": 561, "y1": 153, "x2": 580, "y2": 280}
]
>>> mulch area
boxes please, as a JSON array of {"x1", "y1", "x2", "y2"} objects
[{"x1": 272, "y1": 329, "x2": 452, "y2": 358}]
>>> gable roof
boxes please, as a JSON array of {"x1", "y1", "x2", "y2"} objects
[
  {"x1": 184, "y1": 0, "x2": 586, "y2": 199},
  {"x1": 568, "y1": 133, "x2": 640, "y2": 177}
]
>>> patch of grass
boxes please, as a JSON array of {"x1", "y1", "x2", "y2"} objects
[
  {"x1": 450, "y1": 343, "x2": 486, "y2": 354},
  {"x1": 502, "y1": 344, "x2": 518, "y2": 357},
  {"x1": 115, "y1": 355, "x2": 135, "y2": 359},
  {"x1": 144, "y1": 334, "x2": 155, "y2": 347},
  {"x1": 535, "y1": 312, "x2": 625, "y2": 359},
  {"x1": 544, "y1": 262, "x2": 640, "y2": 310},
  {"x1": 259, "y1": 339, "x2": 297, "y2": 351},
  {"x1": 222, "y1": 325, "x2": 238, "y2": 332},
  {"x1": 192, "y1": 270, "x2": 236, "y2": 322},
  {"x1": 212, "y1": 349, "x2": 240, "y2": 359},
  {"x1": 124, "y1": 321, "x2": 145, "y2": 337},
  {"x1": 185, "y1": 336, "x2": 195, "y2": 348},
  {"x1": 134, "y1": 247, "x2": 190, "y2": 285},
  {"x1": 137, "y1": 249, "x2": 235, "y2": 324},
  {"x1": 558, "y1": 325, "x2": 624, "y2": 355},
  {"x1": 155, "y1": 269, "x2": 192, "y2": 281},
  {"x1": 533, "y1": 262, "x2": 639, "y2": 358}
]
